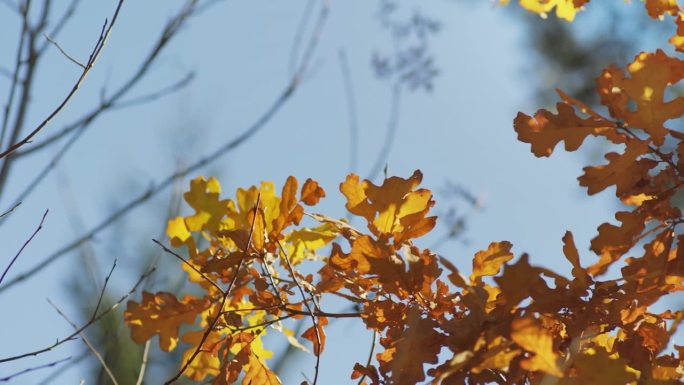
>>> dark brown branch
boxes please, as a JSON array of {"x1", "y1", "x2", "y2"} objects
[
  {"x1": 0, "y1": 356, "x2": 71, "y2": 383},
  {"x1": 0, "y1": 0, "x2": 330, "y2": 293},
  {"x1": 0, "y1": 265, "x2": 155, "y2": 363},
  {"x1": 357, "y1": 331, "x2": 377, "y2": 385},
  {"x1": 165, "y1": 193, "x2": 262, "y2": 385},
  {"x1": 0, "y1": 209, "x2": 47, "y2": 285},
  {"x1": 0, "y1": 0, "x2": 125, "y2": 160},
  {"x1": 152, "y1": 238, "x2": 225, "y2": 294}
]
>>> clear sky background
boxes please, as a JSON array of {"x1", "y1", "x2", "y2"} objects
[{"x1": 0, "y1": 0, "x2": 649, "y2": 383}]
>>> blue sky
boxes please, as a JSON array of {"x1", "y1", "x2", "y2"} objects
[{"x1": 0, "y1": 1, "x2": 627, "y2": 383}]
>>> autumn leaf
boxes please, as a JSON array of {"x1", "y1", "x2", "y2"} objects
[
  {"x1": 578, "y1": 139, "x2": 656, "y2": 196},
  {"x1": 502, "y1": 0, "x2": 587, "y2": 21},
  {"x1": 596, "y1": 50, "x2": 684, "y2": 146},
  {"x1": 669, "y1": 13, "x2": 684, "y2": 52},
  {"x1": 589, "y1": 210, "x2": 647, "y2": 275},
  {"x1": 514, "y1": 103, "x2": 615, "y2": 157},
  {"x1": 300, "y1": 178, "x2": 326, "y2": 205},
  {"x1": 510, "y1": 317, "x2": 563, "y2": 377},
  {"x1": 125, "y1": 291, "x2": 208, "y2": 352},
  {"x1": 301, "y1": 316, "x2": 328, "y2": 354},
  {"x1": 381, "y1": 307, "x2": 443, "y2": 385},
  {"x1": 643, "y1": 0, "x2": 679, "y2": 19},
  {"x1": 568, "y1": 348, "x2": 637, "y2": 385},
  {"x1": 241, "y1": 351, "x2": 281, "y2": 385},
  {"x1": 180, "y1": 330, "x2": 227, "y2": 381},
  {"x1": 470, "y1": 241, "x2": 514, "y2": 284},
  {"x1": 562, "y1": 231, "x2": 592, "y2": 289},
  {"x1": 340, "y1": 170, "x2": 436, "y2": 242},
  {"x1": 184, "y1": 176, "x2": 230, "y2": 233}
]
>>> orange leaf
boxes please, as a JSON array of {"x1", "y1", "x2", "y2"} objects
[
  {"x1": 301, "y1": 316, "x2": 328, "y2": 354},
  {"x1": 578, "y1": 139, "x2": 656, "y2": 196},
  {"x1": 514, "y1": 103, "x2": 615, "y2": 157},
  {"x1": 300, "y1": 178, "x2": 326, "y2": 206},
  {"x1": 124, "y1": 291, "x2": 208, "y2": 352},
  {"x1": 510, "y1": 317, "x2": 563, "y2": 377},
  {"x1": 340, "y1": 171, "x2": 435, "y2": 241},
  {"x1": 597, "y1": 50, "x2": 684, "y2": 145},
  {"x1": 470, "y1": 241, "x2": 514, "y2": 284}
]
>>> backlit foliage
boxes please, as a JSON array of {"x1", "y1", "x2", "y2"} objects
[{"x1": 125, "y1": 2, "x2": 684, "y2": 384}]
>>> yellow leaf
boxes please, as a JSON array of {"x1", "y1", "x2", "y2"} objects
[
  {"x1": 470, "y1": 241, "x2": 514, "y2": 284},
  {"x1": 510, "y1": 317, "x2": 563, "y2": 377}
]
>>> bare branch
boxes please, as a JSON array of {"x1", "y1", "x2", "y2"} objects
[
  {"x1": 0, "y1": 201, "x2": 21, "y2": 221},
  {"x1": 356, "y1": 330, "x2": 377, "y2": 385},
  {"x1": 0, "y1": 266, "x2": 155, "y2": 363},
  {"x1": 367, "y1": 83, "x2": 401, "y2": 181},
  {"x1": 0, "y1": 0, "x2": 125, "y2": 159},
  {"x1": 152, "y1": 239, "x2": 225, "y2": 294},
  {"x1": 37, "y1": 0, "x2": 82, "y2": 55},
  {"x1": 0, "y1": 0, "x2": 30, "y2": 150},
  {"x1": 0, "y1": 209, "x2": 47, "y2": 285},
  {"x1": 338, "y1": 49, "x2": 360, "y2": 174},
  {"x1": 278, "y1": 240, "x2": 321, "y2": 385},
  {"x1": 289, "y1": 0, "x2": 315, "y2": 75},
  {"x1": 111, "y1": 72, "x2": 195, "y2": 110},
  {"x1": 47, "y1": 299, "x2": 120, "y2": 385},
  {"x1": 0, "y1": 0, "x2": 330, "y2": 293},
  {"x1": 44, "y1": 33, "x2": 86, "y2": 68},
  {"x1": 134, "y1": 341, "x2": 151, "y2": 385},
  {"x1": 0, "y1": 356, "x2": 71, "y2": 383}
]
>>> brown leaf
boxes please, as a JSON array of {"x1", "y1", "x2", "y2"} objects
[
  {"x1": 514, "y1": 103, "x2": 615, "y2": 157},
  {"x1": 300, "y1": 178, "x2": 326, "y2": 206},
  {"x1": 125, "y1": 291, "x2": 208, "y2": 352}
]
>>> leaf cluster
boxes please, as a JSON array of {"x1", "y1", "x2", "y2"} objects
[{"x1": 124, "y1": 1, "x2": 684, "y2": 384}]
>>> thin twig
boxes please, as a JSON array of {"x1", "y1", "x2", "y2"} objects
[
  {"x1": 0, "y1": 201, "x2": 21, "y2": 220},
  {"x1": 0, "y1": 0, "x2": 30, "y2": 150},
  {"x1": 0, "y1": 0, "x2": 126, "y2": 159},
  {"x1": 36, "y1": 350, "x2": 90, "y2": 385},
  {"x1": 338, "y1": 49, "x2": 359, "y2": 174},
  {"x1": 289, "y1": 0, "x2": 316, "y2": 75},
  {"x1": 44, "y1": 33, "x2": 86, "y2": 68},
  {"x1": 0, "y1": 356, "x2": 71, "y2": 382},
  {"x1": 0, "y1": 209, "x2": 47, "y2": 285},
  {"x1": 37, "y1": 0, "x2": 82, "y2": 55},
  {"x1": 357, "y1": 330, "x2": 377, "y2": 385},
  {"x1": 152, "y1": 238, "x2": 225, "y2": 294},
  {"x1": 164, "y1": 193, "x2": 262, "y2": 385},
  {"x1": 111, "y1": 72, "x2": 195, "y2": 110},
  {"x1": 135, "y1": 341, "x2": 151, "y2": 385},
  {"x1": 0, "y1": 266, "x2": 155, "y2": 363},
  {"x1": 47, "y1": 299, "x2": 120, "y2": 385},
  {"x1": 0, "y1": 0, "x2": 330, "y2": 294},
  {"x1": 278, "y1": 240, "x2": 320, "y2": 385},
  {"x1": 367, "y1": 83, "x2": 401, "y2": 181}
]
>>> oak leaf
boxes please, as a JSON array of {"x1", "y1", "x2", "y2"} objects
[
  {"x1": 470, "y1": 241, "x2": 514, "y2": 284},
  {"x1": 125, "y1": 291, "x2": 208, "y2": 352},
  {"x1": 514, "y1": 103, "x2": 615, "y2": 157},
  {"x1": 510, "y1": 317, "x2": 563, "y2": 377},
  {"x1": 596, "y1": 50, "x2": 684, "y2": 145}
]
